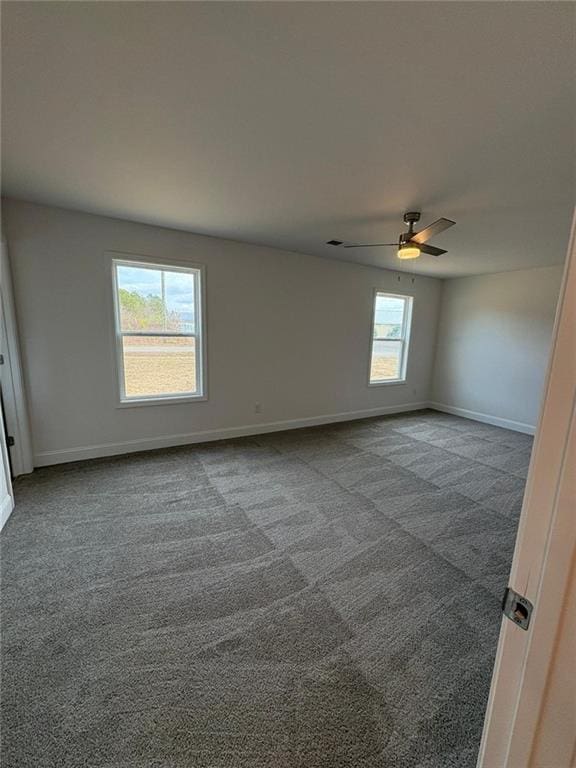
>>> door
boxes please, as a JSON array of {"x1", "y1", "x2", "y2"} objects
[
  {"x1": 477, "y1": 212, "x2": 576, "y2": 767},
  {"x1": 0, "y1": 389, "x2": 14, "y2": 530},
  {"x1": 0, "y1": 387, "x2": 14, "y2": 479},
  {"x1": 0, "y1": 235, "x2": 33, "y2": 478}
]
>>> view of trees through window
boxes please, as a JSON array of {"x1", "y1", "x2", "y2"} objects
[{"x1": 118, "y1": 289, "x2": 182, "y2": 332}]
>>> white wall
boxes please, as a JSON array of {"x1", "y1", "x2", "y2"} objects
[
  {"x1": 2, "y1": 199, "x2": 442, "y2": 465},
  {"x1": 431, "y1": 266, "x2": 563, "y2": 432}
]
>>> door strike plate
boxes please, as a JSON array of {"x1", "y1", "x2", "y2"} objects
[{"x1": 502, "y1": 587, "x2": 533, "y2": 630}]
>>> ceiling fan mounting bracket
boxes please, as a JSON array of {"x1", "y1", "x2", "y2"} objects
[{"x1": 403, "y1": 211, "x2": 421, "y2": 224}]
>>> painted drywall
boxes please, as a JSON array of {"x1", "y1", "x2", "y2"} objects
[
  {"x1": 431, "y1": 266, "x2": 563, "y2": 431},
  {"x1": 2, "y1": 199, "x2": 442, "y2": 465}
]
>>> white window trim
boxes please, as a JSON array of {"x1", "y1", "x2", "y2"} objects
[
  {"x1": 368, "y1": 290, "x2": 413, "y2": 387},
  {"x1": 109, "y1": 252, "x2": 207, "y2": 407}
]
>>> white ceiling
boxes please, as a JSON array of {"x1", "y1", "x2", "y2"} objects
[{"x1": 2, "y1": 1, "x2": 574, "y2": 277}]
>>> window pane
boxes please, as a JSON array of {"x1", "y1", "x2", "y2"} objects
[
  {"x1": 116, "y1": 265, "x2": 166, "y2": 332},
  {"x1": 164, "y1": 270, "x2": 196, "y2": 333},
  {"x1": 122, "y1": 336, "x2": 197, "y2": 397},
  {"x1": 370, "y1": 340, "x2": 401, "y2": 381},
  {"x1": 374, "y1": 295, "x2": 405, "y2": 339}
]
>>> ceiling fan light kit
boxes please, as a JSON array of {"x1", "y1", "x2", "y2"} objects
[
  {"x1": 397, "y1": 243, "x2": 421, "y2": 260},
  {"x1": 327, "y1": 211, "x2": 455, "y2": 260}
]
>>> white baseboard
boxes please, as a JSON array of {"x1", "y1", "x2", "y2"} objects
[
  {"x1": 34, "y1": 401, "x2": 429, "y2": 467},
  {"x1": 0, "y1": 494, "x2": 14, "y2": 532},
  {"x1": 428, "y1": 401, "x2": 536, "y2": 435}
]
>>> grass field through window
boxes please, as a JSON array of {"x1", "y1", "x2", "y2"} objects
[
  {"x1": 370, "y1": 341, "x2": 401, "y2": 381},
  {"x1": 122, "y1": 336, "x2": 197, "y2": 397}
]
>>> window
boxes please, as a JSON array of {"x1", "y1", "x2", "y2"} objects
[
  {"x1": 369, "y1": 292, "x2": 413, "y2": 384},
  {"x1": 112, "y1": 257, "x2": 205, "y2": 404}
]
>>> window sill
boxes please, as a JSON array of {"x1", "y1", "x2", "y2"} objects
[
  {"x1": 368, "y1": 379, "x2": 407, "y2": 387},
  {"x1": 116, "y1": 393, "x2": 207, "y2": 408}
]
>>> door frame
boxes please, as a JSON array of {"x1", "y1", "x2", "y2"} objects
[
  {"x1": 477, "y1": 210, "x2": 576, "y2": 767},
  {"x1": 0, "y1": 390, "x2": 14, "y2": 530},
  {"x1": 0, "y1": 235, "x2": 33, "y2": 478}
]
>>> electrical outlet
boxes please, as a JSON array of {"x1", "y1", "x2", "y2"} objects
[{"x1": 254, "y1": 402, "x2": 262, "y2": 414}]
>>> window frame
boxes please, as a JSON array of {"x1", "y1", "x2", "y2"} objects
[
  {"x1": 110, "y1": 253, "x2": 207, "y2": 407},
  {"x1": 368, "y1": 290, "x2": 413, "y2": 387}
]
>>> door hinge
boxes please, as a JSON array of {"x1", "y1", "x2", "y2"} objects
[
  {"x1": 502, "y1": 587, "x2": 533, "y2": 630},
  {"x1": 6, "y1": 436, "x2": 14, "y2": 447},
  {"x1": 0, "y1": 354, "x2": 4, "y2": 365}
]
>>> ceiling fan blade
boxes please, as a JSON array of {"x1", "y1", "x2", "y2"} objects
[
  {"x1": 411, "y1": 218, "x2": 455, "y2": 244},
  {"x1": 343, "y1": 242, "x2": 397, "y2": 249},
  {"x1": 417, "y1": 243, "x2": 447, "y2": 257}
]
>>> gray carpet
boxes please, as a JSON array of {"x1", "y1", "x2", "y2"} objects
[{"x1": 0, "y1": 409, "x2": 533, "y2": 767}]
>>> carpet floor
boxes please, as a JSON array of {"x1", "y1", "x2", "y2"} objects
[{"x1": 0, "y1": 409, "x2": 533, "y2": 767}]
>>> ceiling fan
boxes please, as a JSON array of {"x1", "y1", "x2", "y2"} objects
[{"x1": 326, "y1": 212, "x2": 455, "y2": 260}]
